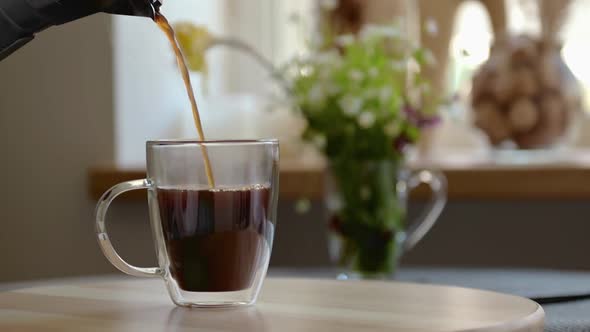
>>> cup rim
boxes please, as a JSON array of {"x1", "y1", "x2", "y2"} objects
[{"x1": 147, "y1": 139, "x2": 278, "y2": 146}]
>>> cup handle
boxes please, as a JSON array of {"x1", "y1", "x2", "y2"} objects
[
  {"x1": 401, "y1": 170, "x2": 447, "y2": 251},
  {"x1": 95, "y1": 179, "x2": 162, "y2": 277}
]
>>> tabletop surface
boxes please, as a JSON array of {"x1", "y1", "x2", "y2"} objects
[{"x1": 0, "y1": 277, "x2": 544, "y2": 332}]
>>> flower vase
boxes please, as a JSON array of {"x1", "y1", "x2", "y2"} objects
[{"x1": 325, "y1": 160, "x2": 446, "y2": 279}]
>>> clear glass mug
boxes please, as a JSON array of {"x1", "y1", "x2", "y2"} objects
[{"x1": 95, "y1": 140, "x2": 279, "y2": 307}]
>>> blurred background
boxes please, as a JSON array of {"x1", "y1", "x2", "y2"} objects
[{"x1": 2, "y1": 0, "x2": 590, "y2": 283}]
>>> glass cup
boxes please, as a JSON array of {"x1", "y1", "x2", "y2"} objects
[{"x1": 95, "y1": 140, "x2": 279, "y2": 307}]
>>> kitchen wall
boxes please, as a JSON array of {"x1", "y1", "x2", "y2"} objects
[
  {"x1": 0, "y1": 15, "x2": 122, "y2": 283},
  {"x1": 276, "y1": 199, "x2": 590, "y2": 271}
]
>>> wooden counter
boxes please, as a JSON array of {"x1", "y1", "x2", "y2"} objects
[{"x1": 89, "y1": 149, "x2": 590, "y2": 201}]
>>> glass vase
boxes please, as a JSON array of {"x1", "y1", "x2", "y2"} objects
[
  {"x1": 325, "y1": 160, "x2": 447, "y2": 279},
  {"x1": 469, "y1": 0, "x2": 584, "y2": 160}
]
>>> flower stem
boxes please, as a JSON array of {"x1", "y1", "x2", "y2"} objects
[{"x1": 206, "y1": 38, "x2": 292, "y2": 94}]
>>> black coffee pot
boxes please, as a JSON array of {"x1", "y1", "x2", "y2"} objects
[{"x1": 0, "y1": 0, "x2": 162, "y2": 61}]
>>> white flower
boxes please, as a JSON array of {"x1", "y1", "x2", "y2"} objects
[
  {"x1": 365, "y1": 88, "x2": 379, "y2": 99},
  {"x1": 326, "y1": 195, "x2": 343, "y2": 211},
  {"x1": 368, "y1": 67, "x2": 379, "y2": 78},
  {"x1": 339, "y1": 95, "x2": 363, "y2": 116},
  {"x1": 295, "y1": 199, "x2": 311, "y2": 214},
  {"x1": 425, "y1": 18, "x2": 439, "y2": 37},
  {"x1": 319, "y1": 0, "x2": 339, "y2": 11},
  {"x1": 336, "y1": 34, "x2": 355, "y2": 46},
  {"x1": 359, "y1": 24, "x2": 378, "y2": 40},
  {"x1": 407, "y1": 58, "x2": 420, "y2": 73},
  {"x1": 326, "y1": 83, "x2": 341, "y2": 95},
  {"x1": 314, "y1": 50, "x2": 340, "y2": 65},
  {"x1": 307, "y1": 84, "x2": 325, "y2": 105},
  {"x1": 348, "y1": 69, "x2": 364, "y2": 82},
  {"x1": 423, "y1": 49, "x2": 437, "y2": 66},
  {"x1": 360, "y1": 186, "x2": 371, "y2": 200},
  {"x1": 379, "y1": 87, "x2": 392, "y2": 104},
  {"x1": 391, "y1": 60, "x2": 406, "y2": 71},
  {"x1": 360, "y1": 24, "x2": 401, "y2": 40},
  {"x1": 384, "y1": 121, "x2": 401, "y2": 137},
  {"x1": 312, "y1": 134, "x2": 327, "y2": 149},
  {"x1": 299, "y1": 65, "x2": 313, "y2": 77},
  {"x1": 358, "y1": 111, "x2": 376, "y2": 128}
]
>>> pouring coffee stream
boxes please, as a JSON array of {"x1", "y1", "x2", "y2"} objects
[
  {"x1": 0, "y1": 0, "x2": 216, "y2": 188},
  {"x1": 155, "y1": 13, "x2": 216, "y2": 188}
]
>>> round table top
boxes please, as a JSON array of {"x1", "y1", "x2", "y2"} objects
[{"x1": 0, "y1": 277, "x2": 544, "y2": 332}]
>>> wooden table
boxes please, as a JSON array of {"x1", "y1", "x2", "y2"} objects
[{"x1": 0, "y1": 277, "x2": 543, "y2": 331}]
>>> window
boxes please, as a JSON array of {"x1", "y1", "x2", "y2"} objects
[
  {"x1": 561, "y1": 0, "x2": 590, "y2": 110},
  {"x1": 113, "y1": 0, "x2": 590, "y2": 167},
  {"x1": 448, "y1": 2, "x2": 492, "y2": 97},
  {"x1": 113, "y1": 1, "x2": 225, "y2": 166},
  {"x1": 434, "y1": 0, "x2": 590, "y2": 151},
  {"x1": 113, "y1": 0, "x2": 315, "y2": 166}
]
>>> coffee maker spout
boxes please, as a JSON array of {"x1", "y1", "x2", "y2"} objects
[
  {"x1": 0, "y1": 0, "x2": 163, "y2": 62},
  {"x1": 104, "y1": 0, "x2": 164, "y2": 19}
]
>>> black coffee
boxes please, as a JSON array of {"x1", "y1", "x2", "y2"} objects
[{"x1": 157, "y1": 185, "x2": 272, "y2": 292}]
